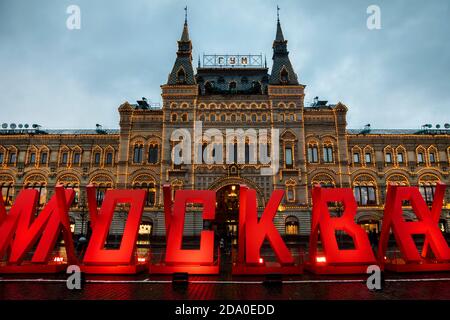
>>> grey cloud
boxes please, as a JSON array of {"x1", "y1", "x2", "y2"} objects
[{"x1": 0, "y1": 0, "x2": 449, "y2": 129}]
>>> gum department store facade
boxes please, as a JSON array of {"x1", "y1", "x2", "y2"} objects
[{"x1": 0, "y1": 17, "x2": 449, "y2": 243}]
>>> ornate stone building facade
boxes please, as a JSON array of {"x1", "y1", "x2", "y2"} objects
[{"x1": 0, "y1": 17, "x2": 449, "y2": 242}]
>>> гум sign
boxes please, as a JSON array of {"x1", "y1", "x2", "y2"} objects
[{"x1": 0, "y1": 183, "x2": 449, "y2": 274}]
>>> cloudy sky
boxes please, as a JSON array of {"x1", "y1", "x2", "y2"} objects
[{"x1": 0, "y1": 0, "x2": 449, "y2": 130}]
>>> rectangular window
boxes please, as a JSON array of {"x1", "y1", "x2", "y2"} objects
[
  {"x1": 353, "y1": 153, "x2": 360, "y2": 163},
  {"x1": 365, "y1": 152, "x2": 372, "y2": 164},
  {"x1": 354, "y1": 186, "x2": 376, "y2": 206},
  {"x1": 133, "y1": 146, "x2": 143, "y2": 163},
  {"x1": 106, "y1": 152, "x2": 113, "y2": 165},
  {"x1": 148, "y1": 146, "x2": 158, "y2": 164},
  {"x1": 429, "y1": 153, "x2": 436, "y2": 163},
  {"x1": 385, "y1": 153, "x2": 392, "y2": 163},
  {"x1": 94, "y1": 152, "x2": 101, "y2": 164},
  {"x1": 9, "y1": 153, "x2": 16, "y2": 164},
  {"x1": 73, "y1": 153, "x2": 81, "y2": 165},
  {"x1": 29, "y1": 153, "x2": 36, "y2": 164},
  {"x1": 61, "y1": 152, "x2": 68, "y2": 165},
  {"x1": 40, "y1": 152, "x2": 48, "y2": 164},
  {"x1": 285, "y1": 147, "x2": 293, "y2": 168},
  {"x1": 323, "y1": 147, "x2": 333, "y2": 163},
  {"x1": 397, "y1": 153, "x2": 404, "y2": 164},
  {"x1": 417, "y1": 153, "x2": 424, "y2": 164},
  {"x1": 308, "y1": 146, "x2": 318, "y2": 163}
]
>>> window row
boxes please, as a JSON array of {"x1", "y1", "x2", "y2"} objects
[
  {"x1": 0, "y1": 147, "x2": 115, "y2": 167},
  {"x1": 307, "y1": 144, "x2": 334, "y2": 164},
  {"x1": 132, "y1": 144, "x2": 159, "y2": 164}
]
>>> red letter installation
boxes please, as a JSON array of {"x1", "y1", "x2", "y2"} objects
[
  {"x1": 233, "y1": 185, "x2": 303, "y2": 274},
  {"x1": 150, "y1": 185, "x2": 218, "y2": 274},
  {"x1": 82, "y1": 186, "x2": 147, "y2": 274},
  {"x1": 0, "y1": 186, "x2": 77, "y2": 273},
  {"x1": 307, "y1": 185, "x2": 376, "y2": 274},
  {"x1": 379, "y1": 183, "x2": 450, "y2": 272}
]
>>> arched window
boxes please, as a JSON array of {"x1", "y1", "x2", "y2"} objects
[
  {"x1": 57, "y1": 174, "x2": 80, "y2": 207},
  {"x1": 285, "y1": 216, "x2": 299, "y2": 235},
  {"x1": 323, "y1": 143, "x2": 333, "y2": 163},
  {"x1": 231, "y1": 114, "x2": 236, "y2": 122},
  {"x1": 148, "y1": 144, "x2": 158, "y2": 164},
  {"x1": 353, "y1": 175, "x2": 377, "y2": 206},
  {"x1": 307, "y1": 143, "x2": 319, "y2": 163},
  {"x1": 90, "y1": 175, "x2": 113, "y2": 206},
  {"x1": 181, "y1": 113, "x2": 188, "y2": 122},
  {"x1": 416, "y1": 146, "x2": 426, "y2": 165},
  {"x1": 419, "y1": 174, "x2": 440, "y2": 204},
  {"x1": 384, "y1": 146, "x2": 393, "y2": 165},
  {"x1": 0, "y1": 175, "x2": 15, "y2": 206},
  {"x1": 286, "y1": 179, "x2": 296, "y2": 202},
  {"x1": 241, "y1": 114, "x2": 246, "y2": 122},
  {"x1": 251, "y1": 114, "x2": 257, "y2": 122},
  {"x1": 171, "y1": 113, "x2": 177, "y2": 122},
  {"x1": 428, "y1": 146, "x2": 438, "y2": 165},
  {"x1": 133, "y1": 144, "x2": 144, "y2": 164},
  {"x1": 7, "y1": 147, "x2": 17, "y2": 166},
  {"x1": 24, "y1": 174, "x2": 47, "y2": 206},
  {"x1": 220, "y1": 114, "x2": 226, "y2": 122},
  {"x1": 176, "y1": 68, "x2": 186, "y2": 84},
  {"x1": 280, "y1": 68, "x2": 289, "y2": 83},
  {"x1": 395, "y1": 146, "x2": 406, "y2": 165},
  {"x1": 363, "y1": 146, "x2": 374, "y2": 165}
]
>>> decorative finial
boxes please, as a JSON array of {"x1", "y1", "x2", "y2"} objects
[
  {"x1": 184, "y1": 6, "x2": 188, "y2": 24},
  {"x1": 277, "y1": 5, "x2": 280, "y2": 22}
]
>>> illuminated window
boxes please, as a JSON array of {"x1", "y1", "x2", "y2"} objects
[
  {"x1": 353, "y1": 153, "x2": 360, "y2": 163},
  {"x1": 137, "y1": 222, "x2": 153, "y2": 245},
  {"x1": 417, "y1": 152, "x2": 424, "y2": 164},
  {"x1": 397, "y1": 152, "x2": 404, "y2": 164},
  {"x1": 1, "y1": 184, "x2": 14, "y2": 206},
  {"x1": 365, "y1": 152, "x2": 372, "y2": 164},
  {"x1": 429, "y1": 152, "x2": 436, "y2": 164},
  {"x1": 0, "y1": 152, "x2": 3, "y2": 164},
  {"x1": 25, "y1": 184, "x2": 47, "y2": 206},
  {"x1": 9, "y1": 152, "x2": 16, "y2": 164},
  {"x1": 385, "y1": 153, "x2": 392, "y2": 164},
  {"x1": 354, "y1": 186, "x2": 376, "y2": 206},
  {"x1": 285, "y1": 216, "x2": 299, "y2": 235},
  {"x1": 61, "y1": 152, "x2": 68, "y2": 165}
]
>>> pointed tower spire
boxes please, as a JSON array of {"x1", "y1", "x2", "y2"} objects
[
  {"x1": 167, "y1": 7, "x2": 195, "y2": 85},
  {"x1": 269, "y1": 6, "x2": 299, "y2": 85}
]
